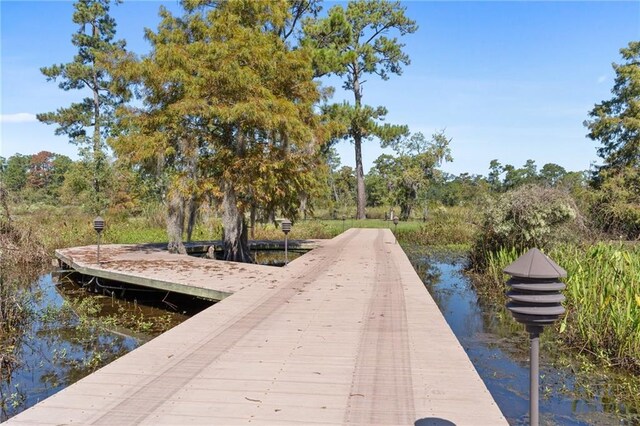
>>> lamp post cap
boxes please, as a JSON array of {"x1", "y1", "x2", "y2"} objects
[{"x1": 503, "y1": 248, "x2": 567, "y2": 279}]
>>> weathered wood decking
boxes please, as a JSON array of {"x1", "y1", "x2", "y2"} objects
[{"x1": 7, "y1": 229, "x2": 507, "y2": 425}]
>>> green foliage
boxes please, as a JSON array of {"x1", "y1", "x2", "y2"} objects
[
  {"x1": 304, "y1": 0, "x2": 418, "y2": 84},
  {"x1": 427, "y1": 173, "x2": 489, "y2": 207},
  {"x1": 558, "y1": 243, "x2": 640, "y2": 372},
  {"x1": 589, "y1": 167, "x2": 640, "y2": 238},
  {"x1": 0, "y1": 152, "x2": 80, "y2": 205},
  {"x1": 470, "y1": 184, "x2": 581, "y2": 270},
  {"x1": 583, "y1": 42, "x2": 640, "y2": 238},
  {"x1": 408, "y1": 205, "x2": 477, "y2": 247},
  {"x1": 112, "y1": 1, "x2": 323, "y2": 259},
  {"x1": 369, "y1": 131, "x2": 452, "y2": 219},
  {"x1": 1, "y1": 155, "x2": 30, "y2": 193},
  {"x1": 38, "y1": 0, "x2": 130, "y2": 214},
  {"x1": 304, "y1": 0, "x2": 417, "y2": 219},
  {"x1": 586, "y1": 41, "x2": 640, "y2": 172},
  {"x1": 332, "y1": 166, "x2": 357, "y2": 211},
  {"x1": 479, "y1": 243, "x2": 640, "y2": 373},
  {"x1": 486, "y1": 159, "x2": 572, "y2": 192}
]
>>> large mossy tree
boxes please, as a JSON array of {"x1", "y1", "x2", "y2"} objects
[{"x1": 112, "y1": 1, "x2": 322, "y2": 261}]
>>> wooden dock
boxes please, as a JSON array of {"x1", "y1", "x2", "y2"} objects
[{"x1": 7, "y1": 229, "x2": 507, "y2": 425}]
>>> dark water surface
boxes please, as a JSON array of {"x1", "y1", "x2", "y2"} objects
[
  {"x1": 1, "y1": 274, "x2": 139, "y2": 420},
  {"x1": 405, "y1": 247, "x2": 640, "y2": 426},
  {"x1": 1, "y1": 249, "x2": 301, "y2": 420}
]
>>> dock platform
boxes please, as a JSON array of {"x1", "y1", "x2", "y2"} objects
[{"x1": 7, "y1": 229, "x2": 506, "y2": 425}]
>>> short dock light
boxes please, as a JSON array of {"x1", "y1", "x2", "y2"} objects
[
  {"x1": 393, "y1": 216, "x2": 399, "y2": 243},
  {"x1": 342, "y1": 215, "x2": 346, "y2": 233},
  {"x1": 504, "y1": 248, "x2": 566, "y2": 426},
  {"x1": 93, "y1": 216, "x2": 105, "y2": 265},
  {"x1": 281, "y1": 219, "x2": 292, "y2": 265}
]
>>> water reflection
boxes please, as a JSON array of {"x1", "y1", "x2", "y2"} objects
[
  {"x1": 0, "y1": 270, "x2": 211, "y2": 421},
  {"x1": 405, "y1": 246, "x2": 639, "y2": 426},
  {"x1": 1, "y1": 248, "x2": 303, "y2": 420},
  {"x1": 0, "y1": 274, "x2": 139, "y2": 421}
]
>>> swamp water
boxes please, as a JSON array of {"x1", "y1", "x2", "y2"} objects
[
  {"x1": 0, "y1": 248, "x2": 300, "y2": 420},
  {"x1": 0, "y1": 272, "x2": 208, "y2": 421},
  {"x1": 404, "y1": 246, "x2": 640, "y2": 426}
]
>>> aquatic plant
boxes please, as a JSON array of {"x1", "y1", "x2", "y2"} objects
[
  {"x1": 555, "y1": 243, "x2": 640, "y2": 372},
  {"x1": 0, "y1": 185, "x2": 49, "y2": 413},
  {"x1": 478, "y1": 243, "x2": 640, "y2": 373}
]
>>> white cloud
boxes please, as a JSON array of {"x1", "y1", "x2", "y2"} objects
[
  {"x1": 0, "y1": 113, "x2": 37, "y2": 123},
  {"x1": 597, "y1": 75, "x2": 607, "y2": 84}
]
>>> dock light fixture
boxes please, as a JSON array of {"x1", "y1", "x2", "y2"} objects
[
  {"x1": 504, "y1": 248, "x2": 566, "y2": 426},
  {"x1": 393, "y1": 216, "x2": 399, "y2": 243},
  {"x1": 93, "y1": 216, "x2": 105, "y2": 265},
  {"x1": 281, "y1": 219, "x2": 292, "y2": 265}
]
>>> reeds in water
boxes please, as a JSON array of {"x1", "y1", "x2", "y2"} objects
[
  {"x1": 555, "y1": 243, "x2": 640, "y2": 372},
  {"x1": 480, "y1": 242, "x2": 640, "y2": 372}
]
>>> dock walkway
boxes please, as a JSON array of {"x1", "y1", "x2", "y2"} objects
[{"x1": 8, "y1": 229, "x2": 507, "y2": 425}]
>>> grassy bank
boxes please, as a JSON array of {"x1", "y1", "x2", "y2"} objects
[{"x1": 12, "y1": 204, "x2": 442, "y2": 254}]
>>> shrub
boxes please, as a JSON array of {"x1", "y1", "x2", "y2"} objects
[
  {"x1": 410, "y1": 205, "x2": 477, "y2": 247},
  {"x1": 590, "y1": 167, "x2": 640, "y2": 239},
  {"x1": 470, "y1": 185, "x2": 583, "y2": 271}
]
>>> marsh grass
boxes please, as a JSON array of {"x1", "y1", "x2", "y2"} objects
[
  {"x1": 406, "y1": 205, "x2": 477, "y2": 247},
  {"x1": 0, "y1": 187, "x2": 49, "y2": 381},
  {"x1": 556, "y1": 243, "x2": 640, "y2": 372},
  {"x1": 478, "y1": 243, "x2": 640, "y2": 373}
]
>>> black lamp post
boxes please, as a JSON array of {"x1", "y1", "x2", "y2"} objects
[
  {"x1": 342, "y1": 215, "x2": 346, "y2": 233},
  {"x1": 504, "y1": 248, "x2": 566, "y2": 426},
  {"x1": 281, "y1": 219, "x2": 291, "y2": 265},
  {"x1": 393, "y1": 216, "x2": 399, "y2": 243},
  {"x1": 93, "y1": 216, "x2": 105, "y2": 264}
]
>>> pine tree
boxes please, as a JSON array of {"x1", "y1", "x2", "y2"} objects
[
  {"x1": 38, "y1": 0, "x2": 129, "y2": 213},
  {"x1": 586, "y1": 41, "x2": 640, "y2": 173},
  {"x1": 304, "y1": 0, "x2": 417, "y2": 219}
]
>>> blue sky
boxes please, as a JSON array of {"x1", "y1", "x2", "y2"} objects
[{"x1": 1, "y1": 1, "x2": 639, "y2": 176}]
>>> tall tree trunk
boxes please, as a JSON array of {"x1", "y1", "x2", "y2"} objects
[
  {"x1": 185, "y1": 194, "x2": 197, "y2": 243},
  {"x1": 353, "y1": 66, "x2": 366, "y2": 220},
  {"x1": 400, "y1": 203, "x2": 411, "y2": 221},
  {"x1": 92, "y1": 21, "x2": 102, "y2": 213},
  {"x1": 167, "y1": 189, "x2": 186, "y2": 254},
  {"x1": 354, "y1": 134, "x2": 366, "y2": 219},
  {"x1": 222, "y1": 182, "x2": 253, "y2": 263}
]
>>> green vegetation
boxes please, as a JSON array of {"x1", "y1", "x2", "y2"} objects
[
  {"x1": 38, "y1": 0, "x2": 129, "y2": 214},
  {"x1": 477, "y1": 243, "x2": 640, "y2": 374},
  {"x1": 304, "y1": 0, "x2": 417, "y2": 219}
]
